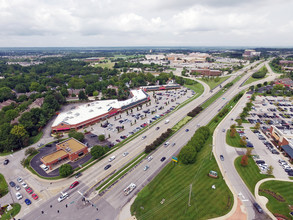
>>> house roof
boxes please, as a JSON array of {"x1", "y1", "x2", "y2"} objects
[{"x1": 41, "y1": 149, "x2": 68, "y2": 164}]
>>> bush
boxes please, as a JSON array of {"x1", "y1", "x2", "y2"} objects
[
  {"x1": 98, "y1": 135, "x2": 105, "y2": 142},
  {"x1": 144, "y1": 129, "x2": 173, "y2": 153},
  {"x1": 25, "y1": 147, "x2": 38, "y2": 156},
  {"x1": 187, "y1": 106, "x2": 203, "y2": 117},
  {"x1": 59, "y1": 164, "x2": 73, "y2": 177}
]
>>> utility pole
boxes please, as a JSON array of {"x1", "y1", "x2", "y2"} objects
[{"x1": 188, "y1": 184, "x2": 192, "y2": 207}]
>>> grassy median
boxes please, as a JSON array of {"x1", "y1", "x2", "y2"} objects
[
  {"x1": 226, "y1": 130, "x2": 244, "y2": 148},
  {"x1": 234, "y1": 156, "x2": 273, "y2": 195},
  {"x1": 0, "y1": 174, "x2": 8, "y2": 198}
]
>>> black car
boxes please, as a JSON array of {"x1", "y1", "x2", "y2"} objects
[
  {"x1": 220, "y1": 155, "x2": 224, "y2": 161},
  {"x1": 9, "y1": 181, "x2": 16, "y2": 187},
  {"x1": 255, "y1": 160, "x2": 265, "y2": 165},
  {"x1": 104, "y1": 164, "x2": 111, "y2": 170},
  {"x1": 253, "y1": 202, "x2": 263, "y2": 213},
  {"x1": 160, "y1": 157, "x2": 166, "y2": 162},
  {"x1": 3, "y1": 159, "x2": 9, "y2": 165},
  {"x1": 75, "y1": 173, "x2": 82, "y2": 178},
  {"x1": 156, "y1": 127, "x2": 160, "y2": 130}
]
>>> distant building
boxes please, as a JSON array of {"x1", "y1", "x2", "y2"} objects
[
  {"x1": 145, "y1": 54, "x2": 165, "y2": 60},
  {"x1": 40, "y1": 138, "x2": 89, "y2": 170},
  {"x1": 83, "y1": 57, "x2": 105, "y2": 62},
  {"x1": 191, "y1": 68, "x2": 222, "y2": 76},
  {"x1": 140, "y1": 83, "x2": 181, "y2": 92},
  {"x1": 243, "y1": 50, "x2": 261, "y2": 58}
]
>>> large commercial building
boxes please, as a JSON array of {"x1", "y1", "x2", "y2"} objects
[
  {"x1": 140, "y1": 83, "x2": 181, "y2": 92},
  {"x1": 40, "y1": 138, "x2": 88, "y2": 170},
  {"x1": 52, "y1": 89, "x2": 149, "y2": 132},
  {"x1": 191, "y1": 68, "x2": 222, "y2": 76}
]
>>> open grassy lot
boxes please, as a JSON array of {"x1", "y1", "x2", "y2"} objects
[
  {"x1": 184, "y1": 83, "x2": 204, "y2": 94},
  {"x1": 94, "y1": 60, "x2": 115, "y2": 69},
  {"x1": 234, "y1": 156, "x2": 273, "y2": 195},
  {"x1": 259, "y1": 180, "x2": 293, "y2": 219},
  {"x1": 0, "y1": 174, "x2": 8, "y2": 198},
  {"x1": 0, "y1": 203, "x2": 21, "y2": 220},
  {"x1": 226, "y1": 130, "x2": 244, "y2": 148},
  {"x1": 131, "y1": 136, "x2": 233, "y2": 220},
  {"x1": 198, "y1": 76, "x2": 230, "y2": 90},
  {"x1": 242, "y1": 75, "x2": 268, "y2": 87}
]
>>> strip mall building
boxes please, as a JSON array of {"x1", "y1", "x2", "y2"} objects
[{"x1": 52, "y1": 89, "x2": 150, "y2": 132}]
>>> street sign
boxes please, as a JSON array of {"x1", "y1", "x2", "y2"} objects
[{"x1": 172, "y1": 156, "x2": 178, "y2": 162}]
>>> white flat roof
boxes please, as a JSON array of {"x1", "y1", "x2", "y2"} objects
[{"x1": 52, "y1": 89, "x2": 147, "y2": 127}]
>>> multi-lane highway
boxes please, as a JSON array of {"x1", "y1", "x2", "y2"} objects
[{"x1": 19, "y1": 60, "x2": 275, "y2": 220}]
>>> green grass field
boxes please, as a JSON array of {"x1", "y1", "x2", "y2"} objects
[
  {"x1": 259, "y1": 180, "x2": 293, "y2": 219},
  {"x1": 184, "y1": 83, "x2": 204, "y2": 95},
  {"x1": 234, "y1": 156, "x2": 273, "y2": 195},
  {"x1": 0, "y1": 203, "x2": 21, "y2": 220},
  {"x1": 0, "y1": 174, "x2": 8, "y2": 198},
  {"x1": 94, "y1": 60, "x2": 115, "y2": 69},
  {"x1": 226, "y1": 130, "x2": 244, "y2": 148},
  {"x1": 242, "y1": 75, "x2": 268, "y2": 87},
  {"x1": 131, "y1": 136, "x2": 233, "y2": 220},
  {"x1": 198, "y1": 76, "x2": 230, "y2": 90}
]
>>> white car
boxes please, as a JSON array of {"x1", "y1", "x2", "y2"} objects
[
  {"x1": 144, "y1": 165, "x2": 150, "y2": 171},
  {"x1": 15, "y1": 185, "x2": 21, "y2": 191},
  {"x1": 58, "y1": 193, "x2": 69, "y2": 202},
  {"x1": 122, "y1": 152, "x2": 129, "y2": 157},
  {"x1": 16, "y1": 192, "x2": 23, "y2": 200},
  {"x1": 17, "y1": 177, "x2": 23, "y2": 183},
  {"x1": 147, "y1": 156, "x2": 153, "y2": 162},
  {"x1": 164, "y1": 142, "x2": 169, "y2": 147},
  {"x1": 21, "y1": 182, "x2": 27, "y2": 188}
]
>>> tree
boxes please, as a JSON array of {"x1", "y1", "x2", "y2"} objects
[
  {"x1": 78, "y1": 90, "x2": 88, "y2": 100},
  {"x1": 230, "y1": 128, "x2": 236, "y2": 138},
  {"x1": 267, "y1": 165, "x2": 274, "y2": 175},
  {"x1": 246, "y1": 147, "x2": 253, "y2": 156},
  {"x1": 29, "y1": 82, "x2": 40, "y2": 92},
  {"x1": 68, "y1": 131, "x2": 84, "y2": 142},
  {"x1": 60, "y1": 87, "x2": 69, "y2": 97},
  {"x1": 240, "y1": 136, "x2": 247, "y2": 147},
  {"x1": 179, "y1": 146, "x2": 197, "y2": 164},
  {"x1": 93, "y1": 91, "x2": 99, "y2": 97},
  {"x1": 240, "y1": 155, "x2": 248, "y2": 167},
  {"x1": 98, "y1": 135, "x2": 105, "y2": 142},
  {"x1": 10, "y1": 124, "x2": 28, "y2": 147},
  {"x1": 237, "y1": 119, "x2": 242, "y2": 126},
  {"x1": 254, "y1": 122, "x2": 261, "y2": 130},
  {"x1": 59, "y1": 164, "x2": 73, "y2": 177},
  {"x1": 91, "y1": 145, "x2": 106, "y2": 159},
  {"x1": 68, "y1": 78, "x2": 86, "y2": 89}
]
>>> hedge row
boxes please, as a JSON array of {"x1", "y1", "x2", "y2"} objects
[
  {"x1": 187, "y1": 106, "x2": 203, "y2": 117},
  {"x1": 145, "y1": 129, "x2": 173, "y2": 153},
  {"x1": 178, "y1": 126, "x2": 210, "y2": 164}
]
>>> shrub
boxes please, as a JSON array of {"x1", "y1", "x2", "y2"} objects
[
  {"x1": 178, "y1": 146, "x2": 197, "y2": 164},
  {"x1": 91, "y1": 145, "x2": 106, "y2": 159},
  {"x1": 98, "y1": 135, "x2": 105, "y2": 142},
  {"x1": 25, "y1": 147, "x2": 38, "y2": 156},
  {"x1": 68, "y1": 131, "x2": 84, "y2": 142}
]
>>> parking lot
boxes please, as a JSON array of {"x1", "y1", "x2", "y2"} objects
[
  {"x1": 85, "y1": 88, "x2": 195, "y2": 147},
  {"x1": 242, "y1": 95, "x2": 293, "y2": 178}
]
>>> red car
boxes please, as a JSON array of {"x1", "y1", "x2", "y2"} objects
[
  {"x1": 70, "y1": 181, "x2": 79, "y2": 189},
  {"x1": 32, "y1": 193, "x2": 38, "y2": 200},
  {"x1": 26, "y1": 187, "x2": 33, "y2": 194}
]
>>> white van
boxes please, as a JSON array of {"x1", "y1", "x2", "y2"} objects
[
  {"x1": 109, "y1": 156, "x2": 116, "y2": 162},
  {"x1": 40, "y1": 164, "x2": 49, "y2": 171}
]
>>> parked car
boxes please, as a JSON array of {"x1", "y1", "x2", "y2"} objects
[
  {"x1": 70, "y1": 181, "x2": 79, "y2": 189},
  {"x1": 26, "y1": 187, "x2": 33, "y2": 194},
  {"x1": 21, "y1": 182, "x2": 28, "y2": 188},
  {"x1": 104, "y1": 164, "x2": 111, "y2": 170},
  {"x1": 16, "y1": 192, "x2": 22, "y2": 200},
  {"x1": 25, "y1": 198, "x2": 31, "y2": 205},
  {"x1": 15, "y1": 185, "x2": 21, "y2": 191},
  {"x1": 17, "y1": 177, "x2": 23, "y2": 183},
  {"x1": 32, "y1": 193, "x2": 38, "y2": 200},
  {"x1": 9, "y1": 181, "x2": 16, "y2": 187}
]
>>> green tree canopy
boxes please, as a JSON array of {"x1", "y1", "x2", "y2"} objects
[
  {"x1": 59, "y1": 164, "x2": 73, "y2": 177},
  {"x1": 68, "y1": 131, "x2": 84, "y2": 142}
]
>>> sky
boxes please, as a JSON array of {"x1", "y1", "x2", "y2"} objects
[{"x1": 0, "y1": 0, "x2": 293, "y2": 47}]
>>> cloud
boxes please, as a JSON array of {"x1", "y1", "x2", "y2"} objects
[{"x1": 0, "y1": 0, "x2": 292, "y2": 46}]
